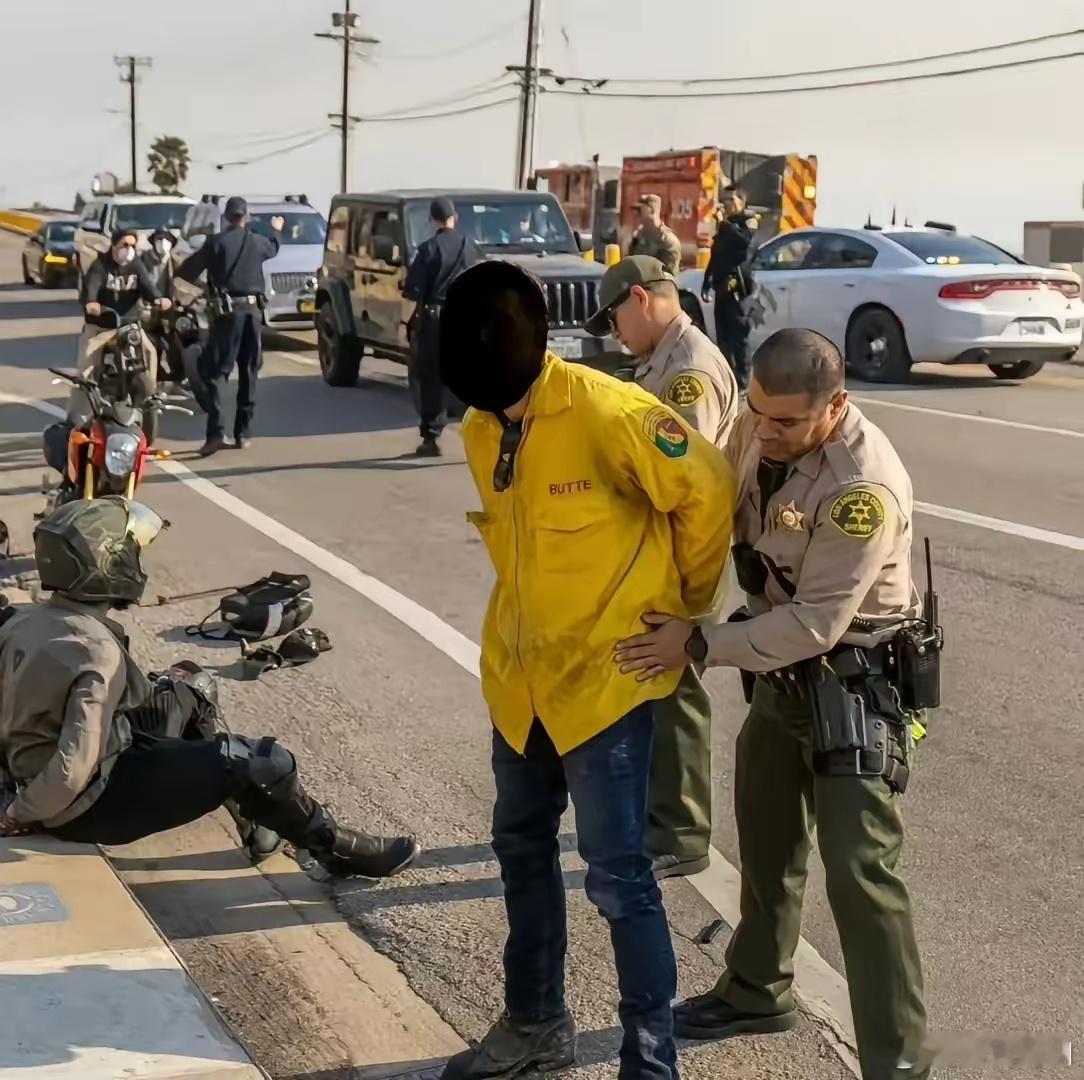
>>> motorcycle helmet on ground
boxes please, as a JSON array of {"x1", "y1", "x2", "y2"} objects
[
  {"x1": 34, "y1": 497, "x2": 167, "y2": 606},
  {"x1": 438, "y1": 260, "x2": 548, "y2": 415}
]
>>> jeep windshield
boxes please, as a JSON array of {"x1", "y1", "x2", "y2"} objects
[
  {"x1": 406, "y1": 196, "x2": 578, "y2": 255},
  {"x1": 251, "y1": 212, "x2": 326, "y2": 245},
  {"x1": 113, "y1": 203, "x2": 190, "y2": 232}
]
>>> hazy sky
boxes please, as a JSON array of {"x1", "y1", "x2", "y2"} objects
[{"x1": 1, "y1": 0, "x2": 1081, "y2": 247}]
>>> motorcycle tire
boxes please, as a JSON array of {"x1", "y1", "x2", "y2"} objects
[{"x1": 182, "y1": 342, "x2": 209, "y2": 413}]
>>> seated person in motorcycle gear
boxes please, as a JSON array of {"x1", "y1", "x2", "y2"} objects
[
  {"x1": 77, "y1": 228, "x2": 171, "y2": 410},
  {"x1": 0, "y1": 497, "x2": 420, "y2": 880},
  {"x1": 141, "y1": 228, "x2": 176, "y2": 296}
]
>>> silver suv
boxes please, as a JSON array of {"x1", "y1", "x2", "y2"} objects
[{"x1": 175, "y1": 194, "x2": 326, "y2": 331}]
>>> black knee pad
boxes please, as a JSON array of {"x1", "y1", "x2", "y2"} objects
[{"x1": 217, "y1": 734, "x2": 300, "y2": 803}]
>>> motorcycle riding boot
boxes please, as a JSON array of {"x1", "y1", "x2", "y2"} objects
[
  {"x1": 161, "y1": 663, "x2": 283, "y2": 864},
  {"x1": 441, "y1": 1013, "x2": 577, "y2": 1079},
  {"x1": 223, "y1": 735, "x2": 420, "y2": 878}
]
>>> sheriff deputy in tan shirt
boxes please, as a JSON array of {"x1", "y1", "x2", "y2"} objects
[
  {"x1": 613, "y1": 328, "x2": 929, "y2": 1080},
  {"x1": 586, "y1": 254, "x2": 739, "y2": 880}
]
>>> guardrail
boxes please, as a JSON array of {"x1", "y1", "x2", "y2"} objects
[{"x1": 0, "y1": 209, "x2": 48, "y2": 235}]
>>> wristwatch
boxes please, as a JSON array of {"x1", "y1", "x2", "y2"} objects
[{"x1": 685, "y1": 625, "x2": 708, "y2": 664}]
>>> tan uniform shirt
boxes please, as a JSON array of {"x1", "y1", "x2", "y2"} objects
[
  {"x1": 629, "y1": 224, "x2": 683, "y2": 275},
  {"x1": 705, "y1": 404, "x2": 920, "y2": 671},
  {"x1": 0, "y1": 596, "x2": 147, "y2": 827},
  {"x1": 636, "y1": 313, "x2": 739, "y2": 449}
]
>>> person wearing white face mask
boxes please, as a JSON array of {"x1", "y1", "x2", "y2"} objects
[
  {"x1": 141, "y1": 228, "x2": 176, "y2": 297},
  {"x1": 77, "y1": 227, "x2": 170, "y2": 405}
]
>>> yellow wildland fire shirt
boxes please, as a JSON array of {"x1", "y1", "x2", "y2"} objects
[{"x1": 461, "y1": 354, "x2": 735, "y2": 755}]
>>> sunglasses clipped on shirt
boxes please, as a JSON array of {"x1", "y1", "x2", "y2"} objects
[{"x1": 493, "y1": 419, "x2": 524, "y2": 493}]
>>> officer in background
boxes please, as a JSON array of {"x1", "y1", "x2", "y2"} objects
[
  {"x1": 703, "y1": 185, "x2": 757, "y2": 389},
  {"x1": 628, "y1": 194, "x2": 683, "y2": 275},
  {"x1": 587, "y1": 253, "x2": 739, "y2": 880},
  {"x1": 614, "y1": 329, "x2": 934, "y2": 1080},
  {"x1": 398, "y1": 196, "x2": 481, "y2": 458},
  {"x1": 177, "y1": 196, "x2": 282, "y2": 457}
]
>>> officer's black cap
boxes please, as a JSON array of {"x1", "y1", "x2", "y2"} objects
[
  {"x1": 430, "y1": 196, "x2": 456, "y2": 223},
  {"x1": 224, "y1": 195, "x2": 248, "y2": 221}
]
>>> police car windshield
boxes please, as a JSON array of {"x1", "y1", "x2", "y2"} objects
[
  {"x1": 251, "y1": 212, "x2": 326, "y2": 245},
  {"x1": 113, "y1": 203, "x2": 190, "y2": 232},
  {"x1": 406, "y1": 198, "x2": 577, "y2": 255},
  {"x1": 884, "y1": 232, "x2": 1021, "y2": 266}
]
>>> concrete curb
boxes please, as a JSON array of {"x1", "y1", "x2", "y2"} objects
[
  {"x1": 0, "y1": 209, "x2": 46, "y2": 236},
  {"x1": 0, "y1": 836, "x2": 266, "y2": 1078}
]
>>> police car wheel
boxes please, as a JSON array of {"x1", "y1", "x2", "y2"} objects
[
  {"x1": 988, "y1": 358, "x2": 1045, "y2": 380},
  {"x1": 22, "y1": 256, "x2": 33, "y2": 286},
  {"x1": 316, "y1": 307, "x2": 361, "y2": 388},
  {"x1": 846, "y1": 308, "x2": 911, "y2": 384}
]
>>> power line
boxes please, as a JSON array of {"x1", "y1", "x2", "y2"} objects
[
  {"x1": 545, "y1": 26, "x2": 1084, "y2": 86},
  {"x1": 359, "y1": 95, "x2": 520, "y2": 123},
  {"x1": 214, "y1": 130, "x2": 335, "y2": 170},
  {"x1": 376, "y1": 15, "x2": 524, "y2": 61},
  {"x1": 540, "y1": 49, "x2": 1084, "y2": 101},
  {"x1": 362, "y1": 75, "x2": 516, "y2": 120}
]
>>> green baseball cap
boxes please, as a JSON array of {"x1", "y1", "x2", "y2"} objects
[{"x1": 586, "y1": 255, "x2": 675, "y2": 336}]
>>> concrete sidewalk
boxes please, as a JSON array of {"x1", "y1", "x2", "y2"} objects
[{"x1": 0, "y1": 835, "x2": 264, "y2": 1079}]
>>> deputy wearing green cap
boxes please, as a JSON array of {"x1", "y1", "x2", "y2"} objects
[{"x1": 588, "y1": 255, "x2": 738, "y2": 878}]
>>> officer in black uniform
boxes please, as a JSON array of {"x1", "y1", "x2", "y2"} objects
[
  {"x1": 178, "y1": 196, "x2": 282, "y2": 457},
  {"x1": 399, "y1": 196, "x2": 481, "y2": 457},
  {"x1": 703, "y1": 184, "x2": 757, "y2": 390}
]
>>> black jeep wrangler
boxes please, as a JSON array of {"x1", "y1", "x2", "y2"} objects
[{"x1": 314, "y1": 188, "x2": 624, "y2": 386}]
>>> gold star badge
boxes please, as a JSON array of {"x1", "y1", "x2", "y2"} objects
[{"x1": 776, "y1": 501, "x2": 805, "y2": 531}]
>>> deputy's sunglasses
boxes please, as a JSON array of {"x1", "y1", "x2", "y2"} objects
[
  {"x1": 605, "y1": 280, "x2": 667, "y2": 332},
  {"x1": 493, "y1": 420, "x2": 524, "y2": 493}
]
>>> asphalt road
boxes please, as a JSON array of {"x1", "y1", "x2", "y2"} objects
[{"x1": 0, "y1": 228, "x2": 1080, "y2": 1079}]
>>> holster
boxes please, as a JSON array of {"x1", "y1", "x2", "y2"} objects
[
  {"x1": 798, "y1": 649, "x2": 911, "y2": 794},
  {"x1": 727, "y1": 606, "x2": 756, "y2": 704}
]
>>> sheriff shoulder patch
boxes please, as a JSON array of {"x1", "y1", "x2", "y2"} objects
[
  {"x1": 829, "y1": 489, "x2": 885, "y2": 540},
  {"x1": 643, "y1": 406, "x2": 689, "y2": 458},
  {"x1": 665, "y1": 373, "x2": 705, "y2": 408}
]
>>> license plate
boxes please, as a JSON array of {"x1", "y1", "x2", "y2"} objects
[
  {"x1": 297, "y1": 298, "x2": 316, "y2": 314},
  {"x1": 549, "y1": 336, "x2": 582, "y2": 359},
  {"x1": 1018, "y1": 320, "x2": 1047, "y2": 336}
]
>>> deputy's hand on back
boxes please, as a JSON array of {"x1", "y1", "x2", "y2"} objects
[
  {"x1": 270, "y1": 215, "x2": 285, "y2": 233},
  {"x1": 85, "y1": 301, "x2": 102, "y2": 317},
  {"x1": 614, "y1": 612, "x2": 692, "y2": 681}
]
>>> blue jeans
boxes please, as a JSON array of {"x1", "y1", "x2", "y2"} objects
[{"x1": 491, "y1": 705, "x2": 678, "y2": 1079}]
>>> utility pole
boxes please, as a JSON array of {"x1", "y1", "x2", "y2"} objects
[
  {"x1": 114, "y1": 55, "x2": 152, "y2": 192},
  {"x1": 315, "y1": 4, "x2": 379, "y2": 193},
  {"x1": 511, "y1": 0, "x2": 543, "y2": 189}
]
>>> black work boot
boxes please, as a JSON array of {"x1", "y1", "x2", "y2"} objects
[
  {"x1": 223, "y1": 799, "x2": 282, "y2": 865},
  {"x1": 313, "y1": 821, "x2": 420, "y2": 879},
  {"x1": 673, "y1": 992, "x2": 797, "y2": 1040},
  {"x1": 416, "y1": 435, "x2": 442, "y2": 458},
  {"x1": 442, "y1": 1012, "x2": 576, "y2": 1079}
]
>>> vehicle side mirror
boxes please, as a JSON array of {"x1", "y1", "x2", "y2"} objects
[
  {"x1": 575, "y1": 230, "x2": 593, "y2": 254},
  {"x1": 372, "y1": 235, "x2": 402, "y2": 266}
]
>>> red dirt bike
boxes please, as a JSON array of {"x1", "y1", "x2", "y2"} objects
[{"x1": 42, "y1": 367, "x2": 191, "y2": 509}]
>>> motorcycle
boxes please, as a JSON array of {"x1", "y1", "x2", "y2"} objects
[
  {"x1": 42, "y1": 367, "x2": 191, "y2": 510},
  {"x1": 90, "y1": 306, "x2": 166, "y2": 445}
]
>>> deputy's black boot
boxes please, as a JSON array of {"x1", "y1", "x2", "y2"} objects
[
  {"x1": 673, "y1": 992, "x2": 797, "y2": 1040},
  {"x1": 441, "y1": 1012, "x2": 576, "y2": 1079}
]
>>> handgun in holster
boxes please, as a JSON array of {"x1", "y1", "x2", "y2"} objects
[
  {"x1": 726, "y1": 606, "x2": 756, "y2": 704},
  {"x1": 801, "y1": 654, "x2": 889, "y2": 781}
]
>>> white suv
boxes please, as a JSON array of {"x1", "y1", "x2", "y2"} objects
[{"x1": 74, "y1": 194, "x2": 194, "y2": 280}]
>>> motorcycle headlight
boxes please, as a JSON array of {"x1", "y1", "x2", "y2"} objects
[
  {"x1": 104, "y1": 432, "x2": 140, "y2": 476},
  {"x1": 175, "y1": 315, "x2": 193, "y2": 333},
  {"x1": 304, "y1": 275, "x2": 318, "y2": 292},
  {"x1": 124, "y1": 324, "x2": 142, "y2": 346}
]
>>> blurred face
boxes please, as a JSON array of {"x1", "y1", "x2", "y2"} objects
[
  {"x1": 746, "y1": 377, "x2": 847, "y2": 462},
  {"x1": 639, "y1": 203, "x2": 657, "y2": 225},
  {"x1": 721, "y1": 191, "x2": 746, "y2": 217},
  {"x1": 112, "y1": 234, "x2": 137, "y2": 264},
  {"x1": 608, "y1": 285, "x2": 655, "y2": 355}
]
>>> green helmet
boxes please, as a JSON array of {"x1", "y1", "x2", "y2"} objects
[{"x1": 34, "y1": 497, "x2": 167, "y2": 604}]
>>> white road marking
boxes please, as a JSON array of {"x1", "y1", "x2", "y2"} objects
[
  {"x1": 916, "y1": 502, "x2": 1084, "y2": 552},
  {"x1": 852, "y1": 395, "x2": 1084, "y2": 440},
  {"x1": 0, "y1": 385, "x2": 862, "y2": 1072},
  {"x1": 265, "y1": 349, "x2": 319, "y2": 368}
]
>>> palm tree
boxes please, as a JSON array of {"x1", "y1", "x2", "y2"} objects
[{"x1": 147, "y1": 135, "x2": 191, "y2": 194}]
